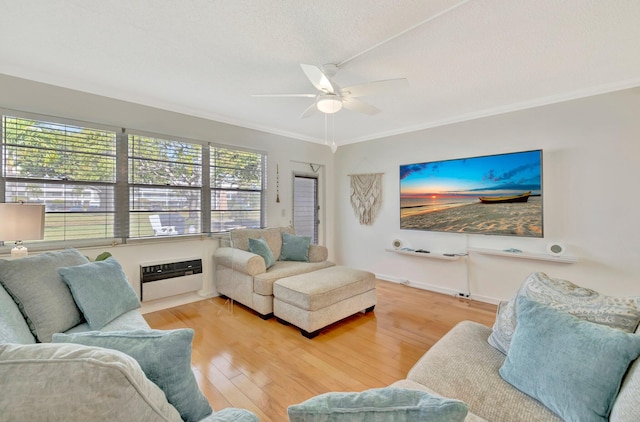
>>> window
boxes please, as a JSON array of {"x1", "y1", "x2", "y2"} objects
[
  {"x1": 0, "y1": 110, "x2": 266, "y2": 246},
  {"x1": 2, "y1": 115, "x2": 117, "y2": 242},
  {"x1": 210, "y1": 147, "x2": 265, "y2": 232},
  {"x1": 293, "y1": 174, "x2": 318, "y2": 244},
  {"x1": 128, "y1": 134, "x2": 202, "y2": 237}
]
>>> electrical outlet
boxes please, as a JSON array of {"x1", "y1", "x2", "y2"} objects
[{"x1": 457, "y1": 292, "x2": 470, "y2": 298}]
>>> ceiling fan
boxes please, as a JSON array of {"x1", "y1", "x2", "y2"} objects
[{"x1": 252, "y1": 63, "x2": 408, "y2": 118}]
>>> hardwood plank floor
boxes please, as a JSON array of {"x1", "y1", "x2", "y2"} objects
[{"x1": 143, "y1": 280, "x2": 497, "y2": 422}]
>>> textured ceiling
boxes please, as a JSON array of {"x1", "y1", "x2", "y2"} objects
[{"x1": 1, "y1": 0, "x2": 640, "y2": 147}]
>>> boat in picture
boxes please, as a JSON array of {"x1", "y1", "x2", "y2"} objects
[{"x1": 479, "y1": 191, "x2": 531, "y2": 204}]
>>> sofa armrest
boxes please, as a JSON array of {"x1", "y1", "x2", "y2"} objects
[
  {"x1": 407, "y1": 320, "x2": 561, "y2": 422},
  {"x1": 308, "y1": 244, "x2": 328, "y2": 263},
  {"x1": 214, "y1": 247, "x2": 267, "y2": 276},
  {"x1": 0, "y1": 343, "x2": 182, "y2": 422}
]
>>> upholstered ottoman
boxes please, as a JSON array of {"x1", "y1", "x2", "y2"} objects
[{"x1": 273, "y1": 266, "x2": 377, "y2": 338}]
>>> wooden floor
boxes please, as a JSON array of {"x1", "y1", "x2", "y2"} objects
[{"x1": 144, "y1": 280, "x2": 497, "y2": 422}]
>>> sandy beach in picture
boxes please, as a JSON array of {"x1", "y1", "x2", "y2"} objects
[{"x1": 401, "y1": 197, "x2": 542, "y2": 237}]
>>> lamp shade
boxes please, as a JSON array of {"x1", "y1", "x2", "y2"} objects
[{"x1": 0, "y1": 203, "x2": 45, "y2": 241}]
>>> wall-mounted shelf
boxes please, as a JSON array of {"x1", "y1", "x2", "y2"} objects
[
  {"x1": 466, "y1": 247, "x2": 578, "y2": 264},
  {"x1": 385, "y1": 248, "x2": 464, "y2": 261}
]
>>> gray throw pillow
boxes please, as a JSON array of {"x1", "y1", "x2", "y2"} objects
[
  {"x1": 288, "y1": 387, "x2": 468, "y2": 422},
  {"x1": 0, "y1": 248, "x2": 89, "y2": 342},
  {"x1": 488, "y1": 272, "x2": 640, "y2": 354},
  {"x1": 53, "y1": 329, "x2": 212, "y2": 422},
  {"x1": 500, "y1": 297, "x2": 640, "y2": 422},
  {"x1": 58, "y1": 257, "x2": 141, "y2": 330},
  {"x1": 0, "y1": 283, "x2": 35, "y2": 344},
  {"x1": 279, "y1": 232, "x2": 311, "y2": 262}
]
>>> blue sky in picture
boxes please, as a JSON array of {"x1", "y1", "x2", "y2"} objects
[{"x1": 400, "y1": 150, "x2": 542, "y2": 199}]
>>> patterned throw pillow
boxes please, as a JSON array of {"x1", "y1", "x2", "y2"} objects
[{"x1": 488, "y1": 272, "x2": 640, "y2": 355}]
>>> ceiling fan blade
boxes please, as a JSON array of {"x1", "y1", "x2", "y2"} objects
[
  {"x1": 251, "y1": 93, "x2": 316, "y2": 98},
  {"x1": 341, "y1": 78, "x2": 408, "y2": 98},
  {"x1": 342, "y1": 98, "x2": 380, "y2": 115},
  {"x1": 299, "y1": 102, "x2": 318, "y2": 119},
  {"x1": 300, "y1": 64, "x2": 336, "y2": 94}
]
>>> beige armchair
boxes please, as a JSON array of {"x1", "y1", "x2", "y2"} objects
[{"x1": 214, "y1": 226, "x2": 334, "y2": 318}]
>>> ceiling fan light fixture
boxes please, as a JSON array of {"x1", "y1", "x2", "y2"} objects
[{"x1": 316, "y1": 94, "x2": 342, "y2": 114}]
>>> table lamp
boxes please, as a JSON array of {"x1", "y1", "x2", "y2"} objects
[{"x1": 0, "y1": 203, "x2": 45, "y2": 257}]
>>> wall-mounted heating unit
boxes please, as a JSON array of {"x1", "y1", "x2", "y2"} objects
[{"x1": 140, "y1": 258, "x2": 203, "y2": 301}]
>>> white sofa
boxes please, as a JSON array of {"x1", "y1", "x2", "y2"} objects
[
  {"x1": 214, "y1": 227, "x2": 334, "y2": 318},
  {"x1": 0, "y1": 249, "x2": 257, "y2": 422},
  {"x1": 388, "y1": 272, "x2": 640, "y2": 422},
  {"x1": 389, "y1": 319, "x2": 640, "y2": 421}
]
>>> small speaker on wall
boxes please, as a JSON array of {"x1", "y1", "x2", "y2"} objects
[
  {"x1": 546, "y1": 243, "x2": 566, "y2": 256},
  {"x1": 392, "y1": 239, "x2": 403, "y2": 250}
]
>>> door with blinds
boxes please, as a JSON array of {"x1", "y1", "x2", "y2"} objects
[{"x1": 293, "y1": 174, "x2": 318, "y2": 244}]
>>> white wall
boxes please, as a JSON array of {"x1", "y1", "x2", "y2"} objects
[
  {"x1": 3, "y1": 74, "x2": 639, "y2": 307},
  {"x1": 334, "y1": 87, "x2": 640, "y2": 302},
  {"x1": 0, "y1": 74, "x2": 336, "y2": 311}
]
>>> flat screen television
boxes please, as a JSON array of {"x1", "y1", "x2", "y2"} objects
[{"x1": 400, "y1": 149, "x2": 543, "y2": 237}]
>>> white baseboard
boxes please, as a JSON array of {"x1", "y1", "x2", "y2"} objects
[
  {"x1": 375, "y1": 273, "x2": 500, "y2": 305},
  {"x1": 139, "y1": 291, "x2": 211, "y2": 314}
]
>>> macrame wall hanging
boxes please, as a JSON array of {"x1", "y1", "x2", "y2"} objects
[{"x1": 349, "y1": 173, "x2": 383, "y2": 225}]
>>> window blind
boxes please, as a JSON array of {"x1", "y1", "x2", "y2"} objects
[
  {"x1": 2, "y1": 116, "x2": 117, "y2": 241},
  {"x1": 128, "y1": 134, "x2": 202, "y2": 237},
  {"x1": 210, "y1": 147, "x2": 265, "y2": 232},
  {"x1": 1, "y1": 110, "x2": 266, "y2": 246}
]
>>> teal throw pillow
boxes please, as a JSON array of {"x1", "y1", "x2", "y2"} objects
[
  {"x1": 249, "y1": 237, "x2": 275, "y2": 269},
  {"x1": 52, "y1": 329, "x2": 212, "y2": 422},
  {"x1": 280, "y1": 232, "x2": 311, "y2": 262},
  {"x1": 499, "y1": 297, "x2": 640, "y2": 422},
  {"x1": 288, "y1": 387, "x2": 468, "y2": 422},
  {"x1": 58, "y1": 257, "x2": 140, "y2": 330}
]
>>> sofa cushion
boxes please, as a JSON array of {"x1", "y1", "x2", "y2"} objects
[
  {"x1": 0, "y1": 248, "x2": 89, "y2": 342},
  {"x1": 280, "y1": 232, "x2": 311, "y2": 262},
  {"x1": 500, "y1": 297, "x2": 640, "y2": 422},
  {"x1": 288, "y1": 387, "x2": 468, "y2": 422},
  {"x1": 274, "y1": 266, "x2": 375, "y2": 311},
  {"x1": 0, "y1": 282, "x2": 35, "y2": 344},
  {"x1": 53, "y1": 329, "x2": 212, "y2": 422},
  {"x1": 248, "y1": 237, "x2": 275, "y2": 269},
  {"x1": 406, "y1": 320, "x2": 563, "y2": 422},
  {"x1": 65, "y1": 309, "x2": 150, "y2": 334},
  {"x1": 0, "y1": 342, "x2": 182, "y2": 422},
  {"x1": 489, "y1": 272, "x2": 640, "y2": 354},
  {"x1": 58, "y1": 257, "x2": 141, "y2": 330},
  {"x1": 253, "y1": 260, "x2": 336, "y2": 296}
]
